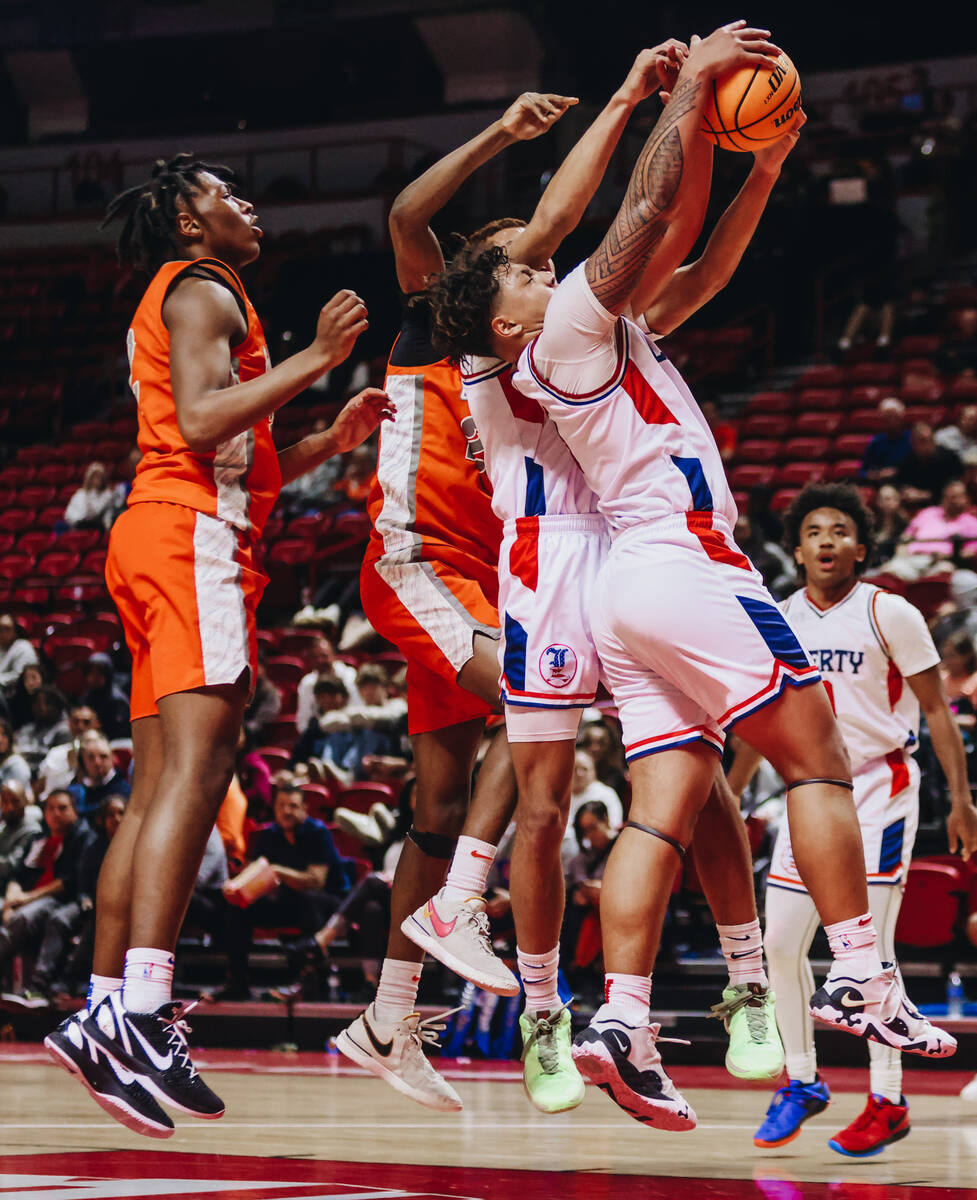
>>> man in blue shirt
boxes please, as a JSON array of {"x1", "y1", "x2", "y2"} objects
[{"x1": 860, "y1": 397, "x2": 912, "y2": 484}]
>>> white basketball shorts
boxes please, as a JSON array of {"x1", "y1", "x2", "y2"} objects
[
  {"x1": 591, "y1": 513, "x2": 821, "y2": 764},
  {"x1": 499, "y1": 513, "x2": 609, "y2": 742},
  {"x1": 768, "y1": 749, "x2": 920, "y2": 893}
]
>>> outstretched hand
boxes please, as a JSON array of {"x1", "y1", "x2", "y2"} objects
[
  {"x1": 753, "y1": 108, "x2": 806, "y2": 174},
  {"x1": 326, "y1": 387, "x2": 395, "y2": 455},
  {"x1": 500, "y1": 92, "x2": 579, "y2": 141},
  {"x1": 948, "y1": 803, "x2": 977, "y2": 862},
  {"x1": 620, "y1": 41, "x2": 690, "y2": 105},
  {"x1": 685, "y1": 20, "x2": 782, "y2": 79},
  {"x1": 313, "y1": 290, "x2": 369, "y2": 368}
]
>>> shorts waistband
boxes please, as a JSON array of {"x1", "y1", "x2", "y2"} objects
[
  {"x1": 503, "y1": 513, "x2": 606, "y2": 538},
  {"x1": 612, "y1": 510, "x2": 734, "y2": 549}
]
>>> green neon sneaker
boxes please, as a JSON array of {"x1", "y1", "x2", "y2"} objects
[
  {"x1": 711, "y1": 982, "x2": 785, "y2": 1081},
  {"x1": 520, "y1": 1001, "x2": 586, "y2": 1114}
]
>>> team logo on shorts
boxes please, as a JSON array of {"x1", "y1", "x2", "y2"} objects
[{"x1": 540, "y1": 643, "x2": 578, "y2": 688}]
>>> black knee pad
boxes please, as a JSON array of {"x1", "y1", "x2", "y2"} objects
[
  {"x1": 406, "y1": 826, "x2": 458, "y2": 859},
  {"x1": 624, "y1": 819, "x2": 687, "y2": 858}
]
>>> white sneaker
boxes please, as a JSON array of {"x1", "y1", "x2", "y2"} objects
[
  {"x1": 336, "y1": 1002, "x2": 463, "y2": 1112},
  {"x1": 960, "y1": 1074, "x2": 977, "y2": 1101},
  {"x1": 370, "y1": 802, "x2": 397, "y2": 837},
  {"x1": 401, "y1": 889, "x2": 520, "y2": 996},
  {"x1": 334, "y1": 807, "x2": 383, "y2": 846},
  {"x1": 571, "y1": 1011, "x2": 696, "y2": 1131},
  {"x1": 810, "y1": 963, "x2": 957, "y2": 1058}
]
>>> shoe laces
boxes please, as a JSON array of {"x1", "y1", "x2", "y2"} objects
[
  {"x1": 460, "y1": 901, "x2": 495, "y2": 955},
  {"x1": 522, "y1": 999, "x2": 573, "y2": 1074},
  {"x1": 710, "y1": 984, "x2": 771, "y2": 1043},
  {"x1": 160, "y1": 1001, "x2": 198, "y2": 1078},
  {"x1": 648, "y1": 1021, "x2": 691, "y2": 1048},
  {"x1": 402, "y1": 1005, "x2": 463, "y2": 1050}
]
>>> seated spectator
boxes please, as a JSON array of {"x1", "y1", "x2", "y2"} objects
[
  {"x1": 0, "y1": 788, "x2": 94, "y2": 1007},
  {"x1": 79, "y1": 653, "x2": 130, "y2": 740},
  {"x1": 333, "y1": 444, "x2": 376, "y2": 506},
  {"x1": 896, "y1": 422, "x2": 964, "y2": 508},
  {"x1": 0, "y1": 717, "x2": 30, "y2": 789},
  {"x1": 292, "y1": 674, "x2": 349, "y2": 766},
  {"x1": 64, "y1": 461, "x2": 114, "y2": 529},
  {"x1": 880, "y1": 479, "x2": 977, "y2": 582},
  {"x1": 103, "y1": 447, "x2": 142, "y2": 528},
  {"x1": 295, "y1": 635, "x2": 359, "y2": 733},
  {"x1": 936, "y1": 405, "x2": 977, "y2": 465},
  {"x1": 14, "y1": 686, "x2": 71, "y2": 772},
  {"x1": 69, "y1": 731, "x2": 131, "y2": 818},
  {"x1": 0, "y1": 780, "x2": 42, "y2": 891},
  {"x1": 7, "y1": 662, "x2": 45, "y2": 731},
  {"x1": 859, "y1": 397, "x2": 911, "y2": 484},
  {"x1": 734, "y1": 514, "x2": 796, "y2": 596},
  {"x1": 569, "y1": 751, "x2": 623, "y2": 830},
  {"x1": 244, "y1": 660, "x2": 282, "y2": 743},
  {"x1": 37, "y1": 705, "x2": 100, "y2": 796},
  {"x1": 218, "y1": 783, "x2": 351, "y2": 999},
  {"x1": 577, "y1": 720, "x2": 628, "y2": 802},
  {"x1": 183, "y1": 824, "x2": 229, "y2": 946},
  {"x1": 50, "y1": 793, "x2": 127, "y2": 997},
  {"x1": 871, "y1": 483, "x2": 908, "y2": 564},
  {"x1": 0, "y1": 614, "x2": 39, "y2": 695},
  {"x1": 297, "y1": 672, "x2": 403, "y2": 785},
  {"x1": 940, "y1": 631, "x2": 977, "y2": 715},
  {"x1": 279, "y1": 419, "x2": 344, "y2": 513},
  {"x1": 562, "y1": 801, "x2": 618, "y2": 976}
]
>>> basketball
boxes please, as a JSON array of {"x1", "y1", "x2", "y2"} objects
[{"x1": 701, "y1": 51, "x2": 802, "y2": 151}]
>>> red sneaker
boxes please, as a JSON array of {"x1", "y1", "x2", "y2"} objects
[{"x1": 828, "y1": 1093, "x2": 909, "y2": 1157}]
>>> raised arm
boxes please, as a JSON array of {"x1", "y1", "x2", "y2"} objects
[
  {"x1": 642, "y1": 113, "x2": 805, "y2": 335},
  {"x1": 277, "y1": 387, "x2": 395, "y2": 486},
  {"x1": 389, "y1": 92, "x2": 578, "y2": 293},
  {"x1": 507, "y1": 42, "x2": 689, "y2": 269},
  {"x1": 585, "y1": 22, "x2": 780, "y2": 316}
]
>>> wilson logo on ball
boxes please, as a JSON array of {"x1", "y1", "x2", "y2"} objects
[{"x1": 701, "y1": 51, "x2": 802, "y2": 152}]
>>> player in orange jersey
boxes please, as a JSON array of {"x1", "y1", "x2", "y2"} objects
[{"x1": 44, "y1": 154, "x2": 391, "y2": 1138}]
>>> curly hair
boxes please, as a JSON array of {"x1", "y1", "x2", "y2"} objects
[
  {"x1": 782, "y1": 482, "x2": 876, "y2": 575},
  {"x1": 427, "y1": 244, "x2": 509, "y2": 363},
  {"x1": 101, "y1": 152, "x2": 235, "y2": 273}
]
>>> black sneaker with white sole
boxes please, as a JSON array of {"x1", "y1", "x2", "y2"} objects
[
  {"x1": 82, "y1": 991, "x2": 225, "y2": 1118},
  {"x1": 44, "y1": 1011, "x2": 174, "y2": 1138}
]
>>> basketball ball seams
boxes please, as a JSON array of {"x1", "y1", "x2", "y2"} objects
[
  {"x1": 708, "y1": 77, "x2": 740, "y2": 153},
  {"x1": 701, "y1": 54, "x2": 802, "y2": 150},
  {"x1": 732, "y1": 65, "x2": 763, "y2": 139},
  {"x1": 735, "y1": 76, "x2": 801, "y2": 136}
]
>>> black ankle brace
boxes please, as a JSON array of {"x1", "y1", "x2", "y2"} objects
[
  {"x1": 624, "y1": 820, "x2": 687, "y2": 858},
  {"x1": 406, "y1": 826, "x2": 458, "y2": 859}
]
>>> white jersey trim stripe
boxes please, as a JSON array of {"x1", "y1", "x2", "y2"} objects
[
  {"x1": 525, "y1": 320, "x2": 629, "y2": 407},
  {"x1": 192, "y1": 512, "x2": 249, "y2": 686}
]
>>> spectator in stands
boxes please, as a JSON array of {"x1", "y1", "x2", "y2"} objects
[
  {"x1": 871, "y1": 483, "x2": 909, "y2": 565},
  {"x1": 569, "y1": 750, "x2": 623, "y2": 830},
  {"x1": 880, "y1": 479, "x2": 977, "y2": 583},
  {"x1": 577, "y1": 720, "x2": 628, "y2": 802},
  {"x1": 0, "y1": 717, "x2": 30, "y2": 789},
  {"x1": 243, "y1": 660, "x2": 282, "y2": 743},
  {"x1": 64, "y1": 462, "x2": 115, "y2": 530},
  {"x1": 0, "y1": 614, "x2": 39, "y2": 694},
  {"x1": 859, "y1": 397, "x2": 912, "y2": 484},
  {"x1": 103, "y1": 447, "x2": 142, "y2": 528},
  {"x1": 218, "y1": 783, "x2": 350, "y2": 999},
  {"x1": 0, "y1": 788, "x2": 94, "y2": 1007},
  {"x1": 69, "y1": 731, "x2": 131, "y2": 817},
  {"x1": 942, "y1": 307, "x2": 977, "y2": 376},
  {"x1": 279, "y1": 419, "x2": 344, "y2": 514},
  {"x1": 897, "y1": 422, "x2": 964, "y2": 507},
  {"x1": 295, "y1": 635, "x2": 359, "y2": 733},
  {"x1": 562, "y1": 801, "x2": 618, "y2": 978},
  {"x1": 332, "y1": 444, "x2": 376, "y2": 507},
  {"x1": 699, "y1": 400, "x2": 737, "y2": 464},
  {"x1": 940, "y1": 631, "x2": 977, "y2": 712},
  {"x1": 14, "y1": 686, "x2": 71, "y2": 771},
  {"x1": 36, "y1": 705, "x2": 100, "y2": 796},
  {"x1": 936, "y1": 405, "x2": 977, "y2": 465},
  {"x1": 236, "y1": 728, "x2": 273, "y2": 820},
  {"x1": 298, "y1": 672, "x2": 402, "y2": 785},
  {"x1": 183, "y1": 824, "x2": 229, "y2": 945},
  {"x1": 79, "y1": 653, "x2": 130, "y2": 740},
  {"x1": 0, "y1": 780, "x2": 42, "y2": 891},
  {"x1": 734, "y1": 513, "x2": 796, "y2": 596},
  {"x1": 7, "y1": 662, "x2": 45, "y2": 731}
]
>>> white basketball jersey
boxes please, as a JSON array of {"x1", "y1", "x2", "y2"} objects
[
  {"x1": 511, "y1": 266, "x2": 737, "y2": 536},
  {"x1": 780, "y1": 582, "x2": 940, "y2": 771},
  {"x1": 461, "y1": 356, "x2": 599, "y2": 522}
]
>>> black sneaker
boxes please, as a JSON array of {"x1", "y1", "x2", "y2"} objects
[
  {"x1": 44, "y1": 1011, "x2": 174, "y2": 1138},
  {"x1": 83, "y1": 992, "x2": 225, "y2": 1119}
]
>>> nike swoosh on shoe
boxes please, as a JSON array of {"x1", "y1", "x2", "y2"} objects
[
  {"x1": 128, "y1": 1022, "x2": 175, "y2": 1072},
  {"x1": 363, "y1": 1016, "x2": 393, "y2": 1057},
  {"x1": 425, "y1": 902, "x2": 457, "y2": 938}
]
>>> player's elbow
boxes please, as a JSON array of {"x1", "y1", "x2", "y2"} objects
[{"x1": 177, "y1": 410, "x2": 219, "y2": 455}]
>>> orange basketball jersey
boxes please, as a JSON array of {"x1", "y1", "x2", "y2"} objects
[
  {"x1": 366, "y1": 312, "x2": 501, "y2": 573},
  {"x1": 126, "y1": 256, "x2": 281, "y2": 538}
]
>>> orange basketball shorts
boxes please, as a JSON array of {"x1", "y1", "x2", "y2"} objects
[
  {"x1": 106, "y1": 501, "x2": 267, "y2": 720},
  {"x1": 361, "y1": 551, "x2": 500, "y2": 735}
]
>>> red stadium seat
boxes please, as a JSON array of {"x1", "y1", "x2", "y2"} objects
[
  {"x1": 770, "y1": 488, "x2": 801, "y2": 512},
  {"x1": 80, "y1": 549, "x2": 108, "y2": 576},
  {"x1": 782, "y1": 437, "x2": 830, "y2": 462},
  {"x1": 37, "y1": 506, "x2": 66, "y2": 529},
  {"x1": 0, "y1": 510, "x2": 34, "y2": 535},
  {"x1": 276, "y1": 629, "x2": 324, "y2": 658},
  {"x1": 255, "y1": 746, "x2": 293, "y2": 773},
  {"x1": 947, "y1": 374, "x2": 977, "y2": 402},
  {"x1": 44, "y1": 636, "x2": 98, "y2": 669},
  {"x1": 895, "y1": 862, "x2": 964, "y2": 948},
  {"x1": 744, "y1": 391, "x2": 791, "y2": 414},
  {"x1": 0, "y1": 534, "x2": 14, "y2": 555},
  {"x1": 56, "y1": 663, "x2": 88, "y2": 700},
  {"x1": 736, "y1": 440, "x2": 783, "y2": 464},
  {"x1": 12, "y1": 585, "x2": 50, "y2": 607},
  {"x1": 16, "y1": 530, "x2": 54, "y2": 558},
  {"x1": 844, "y1": 409, "x2": 884, "y2": 434},
  {"x1": 830, "y1": 459, "x2": 864, "y2": 482},
  {"x1": 0, "y1": 552, "x2": 33, "y2": 580},
  {"x1": 795, "y1": 411, "x2": 843, "y2": 436},
  {"x1": 287, "y1": 515, "x2": 329, "y2": 541},
  {"x1": 263, "y1": 718, "x2": 298, "y2": 750},
  {"x1": 797, "y1": 365, "x2": 846, "y2": 388},
  {"x1": 0, "y1": 466, "x2": 36, "y2": 488},
  {"x1": 301, "y1": 783, "x2": 336, "y2": 820},
  {"x1": 34, "y1": 551, "x2": 82, "y2": 579},
  {"x1": 18, "y1": 485, "x2": 57, "y2": 510},
  {"x1": 846, "y1": 362, "x2": 898, "y2": 385},
  {"x1": 797, "y1": 388, "x2": 844, "y2": 411},
  {"x1": 832, "y1": 432, "x2": 872, "y2": 459},
  {"x1": 728, "y1": 464, "x2": 778, "y2": 491},
  {"x1": 266, "y1": 538, "x2": 314, "y2": 566},
  {"x1": 777, "y1": 462, "x2": 827, "y2": 487},
  {"x1": 326, "y1": 824, "x2": 366, "y2": 860},
  {"x1": 741, "y1": 414, "x2": 791, "y2": 440},
  {"x1": 894, "y1": 335, "x2": 943, "y2": 359},
  {"x1": 265, "y1": 656, "x2": 306, "y2": 692},
  {"x1": 904, "y1": 577, "x2": 952, "y2": 619},
  {"x1": 35, "y1": 463, "x2": 79, "y2": 487},
  {"x1": 335, "y1": 782, "x2": 396, "y2": 815},
  {"x1": 58, "y1": 528, "x2": 102, "y2": 554},
  {"x1": 901, "y1": 381, "x2": 943, "y2": 406}
]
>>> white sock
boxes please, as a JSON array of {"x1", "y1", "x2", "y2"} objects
[
  {"x1": 517, "y1": 945, "x2": 561, "y2": 1015},
  {"x1": 717, "y1": 919, "x2": 768, "y2": 987},
  {"x1": 442, "y1": 836, "x2": 496, "y2": 902},
  {"x1": 597, "y1": 972, "x2": 651, "y2": 1026},
  {"x1": 373, "y1": 957, "x2": 422, "y2": 1025},
  {"x1": 825, "y1": 913, "x2": 884, "y2": 979},
  {"x1": 87, "y1": 973, "x2": 122, "y2": 1012},
  {"x1": 122, "y1": 948, "x2": 174, "y2": 1013}
]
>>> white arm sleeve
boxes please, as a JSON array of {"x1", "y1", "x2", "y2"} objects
[
  {"x1": 874, "y1": 591, "x2": 940, "y2": 678},
  {"x1": 530, "y1": 264, "x2": 622, "y2": 398}
]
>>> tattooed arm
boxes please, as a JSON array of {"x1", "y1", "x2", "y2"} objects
[{"x1": 585, "y1": 21, "x2": 781, "y2": 316}]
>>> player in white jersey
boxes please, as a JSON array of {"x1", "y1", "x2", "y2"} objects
[
  {"x1": 731, "y1": 484, "x2": 977, "y2": 1157},
  {"x1": 423, "y1": 22, "x2": 957, "y2": 1130}
]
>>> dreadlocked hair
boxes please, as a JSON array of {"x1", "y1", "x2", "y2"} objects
[
  {"x1": 101, "y1": 152, "x2": 235, "y2": 273},
  {"x1": 782, "y1": 481, "x2": 876, "y2": 575},
  {"x1": 427, "y1": 244, "x2": 509, "y2": 364}
]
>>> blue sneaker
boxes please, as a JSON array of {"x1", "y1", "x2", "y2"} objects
[{"x1": 754, "y1": 1077, "x2": 831, "y2": 1147}]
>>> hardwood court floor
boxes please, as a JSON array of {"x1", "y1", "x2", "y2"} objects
[{"x1": 3, "y1": 1048, "x2": 977, "y2": 1198}]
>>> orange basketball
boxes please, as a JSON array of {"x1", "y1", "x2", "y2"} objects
[{"x1": 701, "y1": 52, "x2": 802, "y2": 151}]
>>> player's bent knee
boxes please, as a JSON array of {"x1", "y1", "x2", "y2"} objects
[{"x1": 515, "y1": 799, "x2": 569, "y2": 845}]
